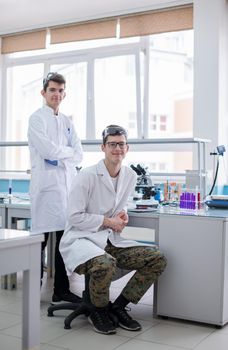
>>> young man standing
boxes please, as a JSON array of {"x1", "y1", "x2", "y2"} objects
[
  {"x1": 27, "y1": 72, "x2": 83, "y2": 303},
  {"x1": 60, "y1": 125, "x2": 167, "y2": 334}
]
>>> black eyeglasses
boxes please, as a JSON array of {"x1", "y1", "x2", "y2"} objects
[
  {"x1": 102, "y1": 126, "x2": 127, "y2": 139},
  {"x1": 43, "y1": 72, "x2": 58, "y2": 87},
  {"x1": 106, "y1": 142, "x2": 128, "y2": 149}
]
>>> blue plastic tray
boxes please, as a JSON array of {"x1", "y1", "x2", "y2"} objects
[{"x1": 205, "y1": 200, "x2": 228, "y2": 209}]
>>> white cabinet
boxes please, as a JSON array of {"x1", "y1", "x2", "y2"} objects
[
  {"x1": 0, "y1": 204, "x2": 6, "y2": 228},
  {"x1": 157, "y1": 215, "x2": 228, "y2": 326}
]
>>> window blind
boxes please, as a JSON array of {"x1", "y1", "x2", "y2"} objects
[
  {"x1": 1, "y1": 30, "x2": 47, "y2": 54},
  {"x1": 0, "y1": 5, "x2": 193, "y2": 53},
  {"x1": 50, "y1": 19, "x2": 117, "y2": 45},
  {"x1": 119, "y1": 5, "x2": 193, "y2": 38}
]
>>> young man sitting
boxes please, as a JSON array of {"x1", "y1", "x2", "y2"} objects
[{"x1": 60, "y1": 125, "x2": 167, "y2": 334}]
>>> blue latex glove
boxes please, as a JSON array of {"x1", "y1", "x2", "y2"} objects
[{"x1": 45, "y1": 159, "x2": 58, "y2": 166}]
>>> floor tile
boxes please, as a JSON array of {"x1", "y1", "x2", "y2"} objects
[
  {"x1": 136, "y1": 322, "x2": 214, "y2": 349},
  {"x1": 0, "y1": 301, "x2": 22, "y2": 315},
  {"x1": 194, "y1": 332, "x2": 228, "y2": 350},
  {"x1": 0, "y1": 292, "x2": 21, "y2": 307},
  {"x1": 115, "y1": 338, "x2": 188, "y2": 350},
  {"x1": 2, "y1": 313, "x2": 88, "y2": 343},
  {"x1": 40, "y1": 314, "x2": 88, "y2": 342},
  {"x1": 50, "y1": 325, "x2": 131, "y2": 350},
  {"x1": 0, "y1": 333, "x2": 21, "y2": 350},
  {"x1": 41, "y1": 345, "x2": 68, "y2": 350},
  {"x1": 0, "y1": 311, "x2": 21, "y2": 330}
]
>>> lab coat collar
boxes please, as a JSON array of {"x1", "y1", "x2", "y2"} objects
[
  {"x1": 96, "y1": 160, "x2": 126, "y2": 196},
  {"x1": 43, "y1": 104, "x2": 59, "y2": 117},
  {"x1": 96, "y1": 160, "x2": 114, "y2": 195}
]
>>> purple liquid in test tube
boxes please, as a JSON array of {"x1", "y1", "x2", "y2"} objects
[
  {"x1": 192, "y1": 193, "x2": 196, "y2": 209},
  {"x1": 186, "y1": 192, "x2": 190, "y2": 209}
]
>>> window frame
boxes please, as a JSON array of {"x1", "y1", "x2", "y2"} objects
[
  {"x1": 2, "y1": 41, "x2": 143, "y2": 141},
  {"x1": 0, "y1": 33, "x2": 194, "y2": 177}
]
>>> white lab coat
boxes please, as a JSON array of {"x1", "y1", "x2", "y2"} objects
[
  {"x1": 60, "y1": 159, "x2": 147, "y2": 276},
  {"x1": 27, "y1": 105, "x2": 83, "y2": 234}
]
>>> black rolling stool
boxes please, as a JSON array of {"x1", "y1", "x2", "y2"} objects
[{"x1": 47, "y1": 275, "x2": 92, "y2": 329}]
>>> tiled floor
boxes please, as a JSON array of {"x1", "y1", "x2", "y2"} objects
[{"x1": 1, "y1": 272, "x2": 228, "y2": 350}]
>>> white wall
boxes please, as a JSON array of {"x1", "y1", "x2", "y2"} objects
[{"x1": 193, "y1": 0, "x2": 228, "y2": 180}]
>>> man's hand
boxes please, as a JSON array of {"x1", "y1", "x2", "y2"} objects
[
  {"x1": 117, "y1": 210, "x2": 129, "y2": 225},
  {"x1": 45, "y1": 159, "x2": 58, "y2": 166},
  {"x1": 103, "y1": 214, "x2": 127, "y2": 233}
]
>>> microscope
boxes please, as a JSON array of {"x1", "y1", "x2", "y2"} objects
[{"x1": 130, "y1": 164, "x2": 158, "y2": 200}]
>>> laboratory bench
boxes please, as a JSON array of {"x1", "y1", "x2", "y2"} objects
[
  {"x1": 0, "y1": 196, "x2": 55, "y2": 289},
  {"x1": 128, "y1": 205, "x2": 228, "y2": 327},
  {"x1": 0, "y1": 193, "x2": 30, "y2": 230},
  {"x1": 0, "y1": 228, "x2": 43, "y2": 350},
  {"x1": 2, "y1": 195, "x2": 228, "y2": 327},
  {"x1": 6, "y1": 198, "x2": 31, "y2": 230}
]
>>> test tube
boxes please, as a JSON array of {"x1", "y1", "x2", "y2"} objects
[
  {"x1": 183, "y1": 192, "x2": 186, "y2": 208},
  {"x1": 198, "y1": 192, "x2": 201, "y2": 209},
  {"x1": 191, "y1": 193, "x2": 196, "y2": 210},
  {"x1": 186, "y1": 192, "x2": 190, "y2": 209},
  {"x1": 180, "y1": 193, "x2": 183, "y2": 208},
  {"x1": 195, "y1": 186, "x2": 200, "y2": 209}
]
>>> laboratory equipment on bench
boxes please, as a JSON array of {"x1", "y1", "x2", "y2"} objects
[
  {"x1": 205, "y1": 145, "x2": 227, "y2": 209},
  {"x1": 205, "y1": 195, "x2": 228, "y2": 209},
  {"x1": 208, "y1": 145, "x2": 226, "y2": 196},
  {"x1": 135, "y1": 198, "x2": 159, "y2": 209},
  {"x1": 179, "y1": 189, "x2": 201, "y2": 210},
  {"x1": 130, "y1": 164, "x2": 159, "y2": 200}
]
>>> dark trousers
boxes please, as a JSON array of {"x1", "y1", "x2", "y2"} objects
[{"x1": 41, "y1": 230, "x2": 69, "y2": 294}]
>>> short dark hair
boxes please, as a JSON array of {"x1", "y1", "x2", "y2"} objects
[
  {"x1": 102, "y1": 125, "x2": 128, "y2": 144},
  {"x1": 43, "y1": 72, "x2": 66, "y2": 91}
]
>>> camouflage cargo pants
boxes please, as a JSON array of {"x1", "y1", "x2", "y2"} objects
[{"x1": 75, "y1": 241, "x2": 167, "y2": 308}]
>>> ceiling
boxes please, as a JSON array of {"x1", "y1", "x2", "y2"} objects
[{"x1": 0, "y1": 0, "x2": 191, "y2": 35}]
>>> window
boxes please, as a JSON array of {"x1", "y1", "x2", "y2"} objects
[
  {"x1": 128, "y1": 112, "x2": 137, "y2": 130},
  {"x1": 5, "y1": 64, "x2": 44, "y2": 142},
  {"x1": 1, "y1": 29, "x2": 194, "y2": 177},
  {"x1": 4, "y1": 64, "x2": 43, "y2": 172},
  {"x1": 94, "y1": 54, "x2": 138, "y2": 139},
  {"x1": 50, "y1": 63, "x2": 87, "y2": 139},
  {"x1": 147, "y1": 31, "x2": 193, "y2": 138}
]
